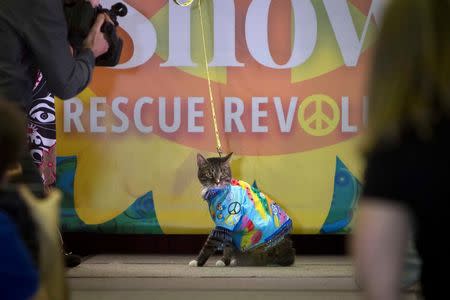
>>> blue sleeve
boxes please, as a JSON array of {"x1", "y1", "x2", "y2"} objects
[{"x1": 0, "y1": 212, "x2": 39, "y2": 300}]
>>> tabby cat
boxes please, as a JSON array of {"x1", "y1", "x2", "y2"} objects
[{"x1": 189, "y1": 153, "x2": 295, "y2": 267}]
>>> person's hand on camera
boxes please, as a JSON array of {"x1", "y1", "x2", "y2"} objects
[
  {"x1": 103, "y1": 12, "x2": 114, "y2": 25},
  {"x1": 83, "y1": 14, "x2": 109, "y2": 58}
]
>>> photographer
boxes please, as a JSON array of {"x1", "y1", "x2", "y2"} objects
[
  {"x1": 0, "y1": 0, "x2": 109, "y2": 108},
  {"x1": 26, "y1": 0, "x2": 112, "y2": 194}
]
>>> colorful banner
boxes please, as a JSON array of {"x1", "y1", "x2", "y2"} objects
[{"x1": 57, "y1": 0, "x2": 380, "y2": 234}]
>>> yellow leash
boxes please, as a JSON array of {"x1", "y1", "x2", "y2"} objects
[
  {"x1": 198, "y1": 0, "x2": 223, "y2": 156},
  {"x1": 173, "y1": 0, "x2": 223, "y2": 156}
]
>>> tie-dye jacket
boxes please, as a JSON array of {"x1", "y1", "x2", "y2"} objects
[{"x1": 203, "y1": 179, "x2": 292, "y2": 252}]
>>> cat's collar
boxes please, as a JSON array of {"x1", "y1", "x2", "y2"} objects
[{"x1": 202, "y1": 185, "x2": 230, "y2": 201}]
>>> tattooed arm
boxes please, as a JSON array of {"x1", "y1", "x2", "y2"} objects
[{"x1": 189, "y1": 227, "x2": 232, "y2": 267}]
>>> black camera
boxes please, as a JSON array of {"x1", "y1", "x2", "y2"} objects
[{"x1": 64, "y1": 0, "x2": 128, "y2": 66}]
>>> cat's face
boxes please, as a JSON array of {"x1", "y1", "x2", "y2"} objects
[{"x1": 197, "y1": 153, "x2": 233, "y2": 188}]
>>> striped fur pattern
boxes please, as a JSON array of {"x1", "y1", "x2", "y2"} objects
[
  {"x1": 190, "y1": 153, "x2": 296, "y2": 267},
  {"x1": 197, "y1": 153, "x2": 232, "y2": 190},
  {"x1": 194, "y1": 227, "x2": 232, "y2": 266}
]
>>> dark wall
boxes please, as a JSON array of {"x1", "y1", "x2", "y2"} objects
[{"x1": 62, "y1": 233, "x2": 348, "y2": 256}]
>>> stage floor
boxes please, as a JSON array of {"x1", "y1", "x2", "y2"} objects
[{"x1": 68, "y1": 255, "x2": 420, "y2": 300}]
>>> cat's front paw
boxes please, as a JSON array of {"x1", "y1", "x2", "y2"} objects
[
  {"x1": 188, "y1": 260, "x2": 199, "y2": 267},
  {"x1": 215, "y1": 260, "x2": 226, "y2": 267},
  {"x1": 230, "y1": 258, "x2": 238, "y2": 267}
]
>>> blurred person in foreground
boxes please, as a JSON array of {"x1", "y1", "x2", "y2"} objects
[
  {"x1": 0, "y1": 0, "x2": 109, "y2": 268},
  {"x1": 0, "y1": 100, "x2": 39, "y2": 299},
  {"x1": 0, "y1": 99, "x2": 67, "y2": 299},
  {"x1": 352, "y1": 0, "x2": 450, "y2": 299}
]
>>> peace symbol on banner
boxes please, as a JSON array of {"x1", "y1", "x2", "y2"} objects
[
  {"x1": 228, "y1": 202, "x2": 241, "y2": 215},
  {"x1": 173, "y1": 0, "x2": 195, "y2": 6},
  {"x1": 298, "y1": 94, "x2": 340, "y2": 137}
]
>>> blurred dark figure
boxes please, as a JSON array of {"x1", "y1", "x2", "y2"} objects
[
  {"x1": 353, "y1": 1, "x2": 450, "y2": 299},
  {"x1": 1, "y1": 0, "x2": 109, "y2": 268},
  {"x1": 0, "y1": 100, "x2": 40, "y2": 299},
  {"x1": 0, "y1": 99, "x2": 68, "y2": 299}
]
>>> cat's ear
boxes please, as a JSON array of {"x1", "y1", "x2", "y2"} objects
[
  {"x1": 222, "y1": 152, "x2": 233, "y2": 164},
  {"x1": 197, "y1": 153, "x2": 208, "y2": 167}
]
